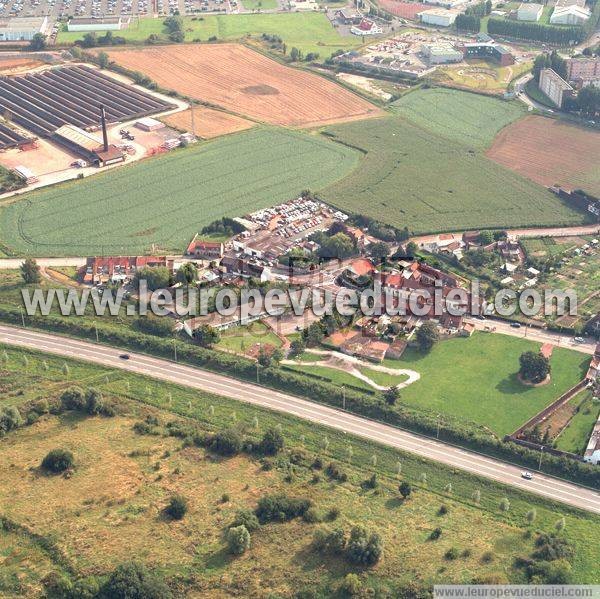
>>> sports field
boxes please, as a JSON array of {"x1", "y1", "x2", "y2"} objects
[
  {"x1": 0, "y1": 128, "x2": 359, "y2": 256},
  {"x1": 486, "y1": 115, "x2": 600, "y2": 197},
  {"x1": 392, "y1": 88, "x2": 525, "y2": 149},
  {"x1": 320, "y1": 113, "x2": 585, "y2": 234},
  {"x1": 378, "y1": 0, "x2": 429, "y2": 18},
  {"x1": 105, "y1": 44, "x2": 381, "y2": 128},
  {"x1": 58, "y1": 13, "x2": 363, "y2": 57}
]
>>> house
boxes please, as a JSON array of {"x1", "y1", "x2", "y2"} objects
[
  {"x1": 460, "y1": 42, "x2": 515, "y2": 66},
  {"x1": 497, "y1": 237, "x2": 522, "y2": 262},
  {"x1": 186, "y1": 235, "x2": 224, "y2": 260},
  {"x1": 550, "y1": 4, "x2": 590, "y2": 24},
  {"x1": 351, "y1": 19, "x2": 383, "y2": 35},
  {"x1": 82, "y1": 256, "x2": 172, "y2": 285},
  {"x1": 461, "y1": 322, "x2": 475, "y2": 336},
  {"x1": 67, "y1": 16, "x2": 130, "y2": 31},
  {"x1": 517, "y1": 2, "x2": 543, "y2": 20},
  {"x1": 0, "y1": 17, "x2": 49, "y2": 41},
  {"x1": 418, "y1": 8, "x2": 458, "y2": 26},
  {"x1": 335, "y1": 9, "x2": 363, "y2": 24},
  {"x1": 421, "y1": 42, "x2": 463, "y2": 65},
  {"x1": 539, "y1": 68, "x2": 574, "y2": 108},
  {"x1": 583, "y1": 409, "x2": 600, "y2": 464}
]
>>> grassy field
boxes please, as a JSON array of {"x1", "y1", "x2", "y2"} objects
[
  {"x1": 0, "y1": 128, "x2": 359, "y2": 257},
  {"x1": 320, "y1": 112, "x2": 586, "y2": 234},
  {"x1": 217, "y1": 321, "x2": 283, "y2": 354},
  {"x1": 1, "y1": 345, "x2": 599, "y2": 596},
  {"x1": 57, "y1": 13, "x2": 363, "y2": 57},
  {"x1": 392, "y1": 88, "x2": 525, "y2": 149},
  {"x1": 555, "y1": 393, "x2": 600, "y2": 455},
  {"x1": 383, "y1": 333, "x2": 589, "y2": 436}
]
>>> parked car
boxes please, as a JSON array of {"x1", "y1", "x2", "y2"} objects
[
  {"x1": 510, "y1": 322, "x2": 521, "y2": 328},
  {"x1": 573, "y1": 337, "x2": 585, "y2": 343},
  {"x1": 521, "y1": 471, "x2": 533, "y2": 480}
]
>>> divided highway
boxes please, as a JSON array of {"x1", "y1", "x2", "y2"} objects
[{"x1": 1, "y1": 324, "x2": 599, "y2": 515}]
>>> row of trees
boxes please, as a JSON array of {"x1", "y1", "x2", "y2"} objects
[{"x1": 487, "y1": 18, "x2": 586, "y2": 44}]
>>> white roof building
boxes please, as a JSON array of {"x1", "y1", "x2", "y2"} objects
[
  {"x1": 584, "y1": 409, "x2": 600, "y2": 465},
  {"x1": 517, "y1": 3, "x2": 543, "y2": 21},
  {"x1": 0, "y1": 16, "x2": 49, "y2": 41},
  {"x1": 418, "y1": 8, "x2": 459, "y2": 26},
  {"x1": 550, "y1": 5, "x2": 591, "y2": 24}
]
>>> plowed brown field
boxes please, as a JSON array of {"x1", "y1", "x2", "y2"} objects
[
  {"x1": 163, "y1": 107, "x2": 254, "y2": 138},
  {"x1": 486, "y1": 115, "x2": 600, "y2": 196},
  {"x1": 378, "y1": 0, "x2": 429, "y2": 18},
  {"x1": 105, "y1": 44, "x2": 382, "y2": 127}
]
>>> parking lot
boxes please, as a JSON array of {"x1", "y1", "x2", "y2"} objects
[{"x1": 0, "y1": 0, "x2": 228, "y2": 19}]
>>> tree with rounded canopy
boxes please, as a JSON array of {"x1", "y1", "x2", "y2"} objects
[
  {"x1": 134, "y1": 266, "x2": 172, "y2": 291},
  {"x1": 416, "y1": 321, "x2": 439, "y2": 352},
  {"x1": 175, "y1": 262, "x2": 198, "y2": 285},
  {"x1": 41, "y1": 448, "x2": 74, "y2": 473},
  {"x1": 20, "y1": 258, "x2": 41, "y2": 284},
  {"x1": 100, "y1": 562, "x2": 172, "y2": 599},
  {"x1": 227, "y1": 524, "x2": 251, "y2": 555},
  {"x1": 384, "y1": 386, "x2": 400, "y2": 405},
  {"x1": 519, "y1": 351, "x2": 550, "y2": 384},
  {"x1": 399, "y1": 481, "x2": 412, "y2": 499}
]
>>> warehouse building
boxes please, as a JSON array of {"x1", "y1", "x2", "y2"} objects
[
  {"x1": 53, "y1": 124, "x2": 125, "y2": 167},
  {"x1": 539, "y1": 68, "x2": 574, "y2": 108},
  {"x1": 421, "y1": 42, "x2": 463, "y2": 64},
  {"x1": 67, "y1": 16, "x2": 130, "y2": 32},
  {"x1": 0, "y1": 17, "x2": 49, "y2": 41},
  {"x1": 461, "y1": 42, "x2": 515, "y2": 66},
  {"x1": 418, "y1": 8, "x2": 459, "y2": 26},
  {"x1": 517, "y1": 3, "x2": 543, "y2": 21},
  {"x1": 550, "y1": 4, "x2": 590, "y2": 24}
]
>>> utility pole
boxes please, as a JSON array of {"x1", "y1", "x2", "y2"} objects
[
  {"x1": 173, "y1": 336, "x2": 178, "y2": 362},
  {"x1": 256, "y1": 362, "x2": 260, "y2": 384},
  {"x1": 20, "y1": 305, "x2": 25, "y2": 327},
  {"x1": 436, "y1": 414, "x2": 441, "y2": 439},
  {"x1": 190, "y1": 102, "x2": 196, "y2": 137},
  {"x1": 342, "y1": 385, "x2": 346, "y2": 410},
  {"x1": 538, "y1": 446, "x2": 544, "y2": 471},
  {"x1": 94, "y1": 323, "x2": 99, "y2": 343}
]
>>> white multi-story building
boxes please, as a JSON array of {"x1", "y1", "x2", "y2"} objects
[
  {"x1": 418, "y1": 8, "x2": 458, "y2": 26},
  {"x1": 539, "y1": 68, "x2": 574, "y2": 108}
]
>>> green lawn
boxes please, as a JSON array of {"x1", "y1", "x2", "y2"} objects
[
  {"x1": 286, "y1": 363, "x2": 378, "y2": 392},
  {"x1": 383, "y1": 333, "x2": 590, "y2": 436},
  {"x1": 241, "y1": 0, "x2": 278, "y2": 10},
  {"x1": 555, "y1": 392, "x2": 600, "y2": 455},
  {"x1": 0, "y1": 127, "x2": 359, "y2": 256},
  {"x1": 392, "y1": 88, "x2": 525, "y2": 149},
  {"x1": 320, "y1": 113, "x2": 586, "y2": 234},
  {"x1": 57, "y1": 13, "x2": 363, "y2": 58},
  {"x1": 2, "y1": 344, "x2": 600, "y2": 590},
  {"x1": 217, "y1": 321, "x2": 283, "y2": 353}
]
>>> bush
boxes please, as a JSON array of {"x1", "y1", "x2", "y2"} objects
[
  {"x1": 303, "y1": 507, "x2": 322, "y2": 523},
  {"x1": 60, "y1": 387, "x2": 85, "y2": 411},
  {"x1": 165, "y1": 494, "x2": 188, "y2": 520},
  {"x1": 33, "y1": 399, "x2": 49, "y2": 415},
  {"x1": 346, "y1": 526, "x2": 383, "y2": 567},
  {"x1": 313, "y1": 527, "x2": 346, "y2": 554},
  {"x1": 362, "y1": 473, "x2": 378, "y2": 489},
  {"x1": 229, "y1": 509, "x2": 259, "y2": 532},
  {"x1": 326, "y1": 507, "x2": 340, "y2": 521},
  {"x1": 0, "y1": 406, "x2": 23, "y2": 435},
  {"x1": 325, "y1": 462, "x2": 348, "y2": 482},
  {"x1": 85, "y1": 388, "x2": 104, "y2": 415},
  {"x1": 227, "y1": 524, "x2": 251, "y2": 555},
  {"x1": 445, "y1": 547, "x2": 460, "y2": 560},
  {"x1": 211, "y1": 428, "x2": 243, "y2": 456},
  {"x1": 100, "y1": 562, "x2": 172, "y2": 598},
  {"x1": 255, "y1": 494, "x2": 312, "y2": 523},
  {"x1": 439, "y1": 504, "x2": 448, "y2": 515},
  {"x1": 339, "y1": 573, "x2": 362, "y2": 596},
  {"x1": 259, "y1": 427, "x2": 285, "y2": 455},
  {"x1": 481, "y1": 551, "x2": 494, "y2": 563},
  {"x1": 430, "y1": 527, "x2": 442, "y2": 540},
  {"x1": 41, "y1": 449, "x2": 74, "y2": 474},
  {"x1": 399, "y1": 481, "x2": 412, "y2": 499}
]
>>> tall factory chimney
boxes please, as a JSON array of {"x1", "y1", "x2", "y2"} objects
[{"x1": 99, "y1": 105, "x2": 109, "y2": 152}]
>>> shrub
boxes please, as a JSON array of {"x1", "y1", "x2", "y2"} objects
[
  {"x1": 72, "y1": 576, "x2": 101, "y2": 599},
  {"x1": 430, "y1": 527, "x2": 442, "y2": 540},
  {"x1": 100, "y1": 562, "x2": 172, "y2": 598},
  {"x1": 165, "y1": 494, "x2": 188, "y2": 520},
  {"x1": 439, "y1": 504, "x2": 448, "y2": 516},
  {"x1": 303, "y1": 507, "x2": 322, "y2": 523},
  {"x1": 445, "y1": 547, "x2": 460, "y2": 560},
  {"x1": 363, "y1": 473, "x2": 378, "y2": 489},
  {"x1": 325, "y1": 462, "x2": 348, "y2": 482},
  {"x1": 399, "y1": 481, "x2": 412, "y2": 499},
  {"x1": 0, "y1": 406, "x2": 23, "y2": 435},
  {"x1": 211, "y1": 428, "x2": 243, "y2": 456},
  {"x1": 227, "y1": 524, "x2": 251, "y2": 555},
  {"x1": 346, "y1": 526, "x2": 383, "y2": 567},
  {"x1": 85, "y1": 388, "x2": 104, "y2": 415},
  {"x1": 41, "y1": 449, "x2": 74, "y2": 474},
  {"x1": 230, "y1": 509, "x2": 259, "y2": 532},
  {"x1": 255, "y1": 494, "x2": 312, "y2": 523},
  {"x1": 311, "y1": 456, "x2": 323, "y2": 470},
  {"x1": 259, "y1": 427, "x2": 285, "y2": 455},
  {"x1": 314, "y1": 527, "x2": 347, "y2": 554},
  {"x1": 60, "y1": 387, "x2": 85, "y2": 411},
  {"x1": 33, "y1": 399, "x2": 49, "y2": 415},
  {"x1": 481, "y1": 551, "x2": 494, "y2": 563},
  {"x1": 326, "y1": 507, "x2": 340, "y2": 521},
  {"x1": 339, "y1": 573, "x2": 362, "y2": 596}
]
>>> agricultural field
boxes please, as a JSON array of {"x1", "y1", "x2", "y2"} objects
[
  {"x1": 162, "y1": 107, "x2": 255, "y2": 139},
  {"x1": 392, "y1": 88, "x2": 525, "y2": 149},
  {"x1": 105, "y1": 44, "x2": 382, "y2": 128},
  {"x1": 0, "y1": 128, "x2": 359, "y2": 257},
  {"x1": 59, "y1": 13, "x2": 363, "y2": 58},
  {"x1": 1, "y1": 345, "x2": 599, "y2": 596},
  {"x1": 377, "y1": 0, "x2": 429, "y2": 18},
  {"x1": 320, "y1": 113, "x2": 586, "y2": 234},
  {"x1": 555, "y1": 392, "x2": 600, "y2": 455},
  {"x1": 486, "y1": 115, "x2": 600, "y2": 197}
]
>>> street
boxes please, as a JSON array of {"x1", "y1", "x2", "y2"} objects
[{"x1": 1, "y1": 324, "x2": 599, "y2": 514}]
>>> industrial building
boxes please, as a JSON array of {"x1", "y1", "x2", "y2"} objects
[
  {"x1": 0, "y1": 17, "x2": 49, "y2": 41},
  {"x1": 550, "y1": 4, "x2": 590, "y2": 24},
  {"x1": 67, "y1": 17, "x2": 130, "y2": 32},
  {"x1": 53, "y1": 122, "x2": 125, "y2": 167},
  {"x1": 420, "y1": 42, "x2": 463, "y2": 64},
  {"x1": 516, "y1": 3, "x2": 543, "y2": 21},
  {"x1": 0, "y1": 122, "x2": 34, "y2": 150},
  {"x1": 539, "y1": 68, "x2": 574, "y2": 108},
  {"x1": 418, "y1": 8, "x2": 458, "y2": 26},
  {"x1": 461, "y1": 42, "x2": 515, "y2": 66}
]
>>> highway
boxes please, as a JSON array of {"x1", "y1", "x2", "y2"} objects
[{"x1": 1, "y1": 324, "x2": 599, "y2": 515}]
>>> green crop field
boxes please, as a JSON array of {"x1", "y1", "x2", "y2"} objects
[
  {"x1": 57, "y1": 13, "x2": 363, "y2": 57},
  {"x1": 392, "y1": 88, "x2": 526, "y2": 149},
  {"x1": 0, "y1": 128, "x2": 359, "y2": 257},
  {"x1": 320, "y1": 112, "x2": 587, "y2": 234},
  {"x1": 382, "y1": 333, "x2": 590, "y2": 436},
  {"x1": 1, "y1": 344, "x2": 599, "y2": 596}
]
